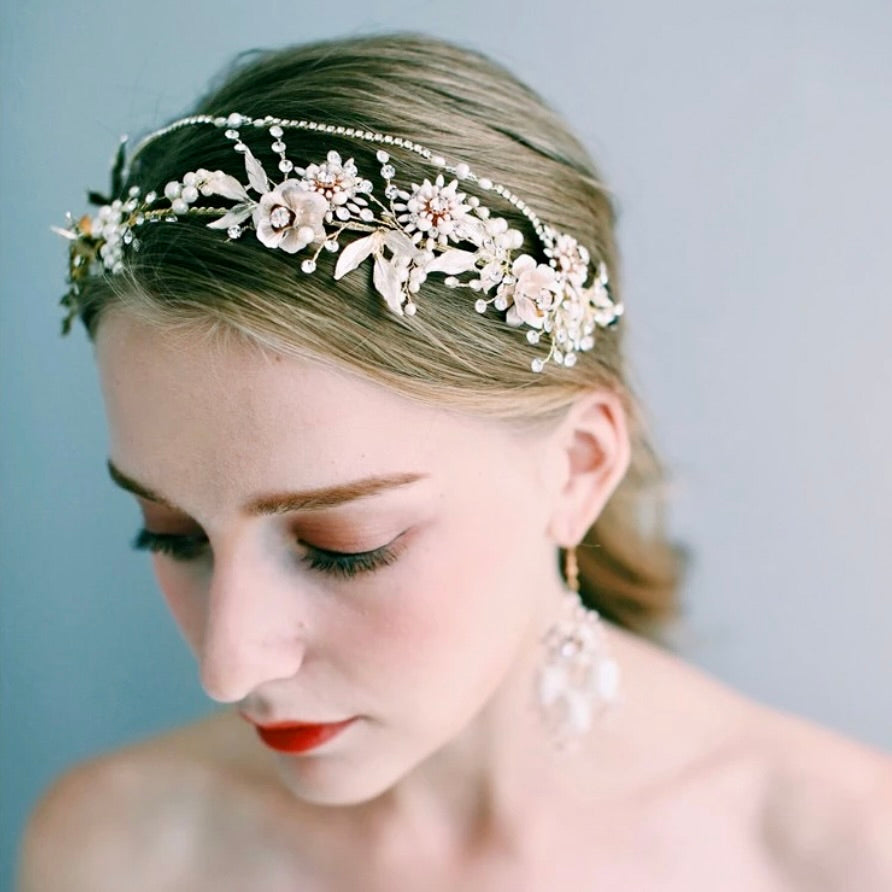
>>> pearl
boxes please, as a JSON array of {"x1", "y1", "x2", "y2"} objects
[
  {"x1": 531, "y1": 358, "x2": 545, "y2": 372},
  {"x1": 455, "y1": 163, "x2": 470, "y2": 179},
  {"x1": 183, "y1": 172, "x2": 198, "y2": 187},
  {"x1": 164, "y1": 181, "x2": 181, "y2": 200},
  {"x1": 301, "y1": 259, "x2": 316, "y2": 273},
  {"x1": 296, "y1": 225, "x2": 316, "y2": 243},
  {"x1": 181, "y1": 186, "x2": 199, "y2": 203},
  {"x1": 474, "y1": 299, "x2": 487, "y2": 313},
  {"x1": 171, "y1": 198, "x2": 188, "y2": 214},
  {"x1": 227, "y1": 113, "x2": 243, "y2": 128},
  {"x1": 404, "y1": 301, "x2": 417, "y2": 316},
  {"x1": 478, "y1": 178, "x2": 492, "y2": 190}
]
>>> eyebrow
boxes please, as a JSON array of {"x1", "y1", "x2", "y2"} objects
[{"x1": 106, "y1": 459, "x2": 427, "y2": 515}]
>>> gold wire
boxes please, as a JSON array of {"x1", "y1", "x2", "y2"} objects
[{"x1": 564, "y1": 546, "x2": 579, "y2": 593}]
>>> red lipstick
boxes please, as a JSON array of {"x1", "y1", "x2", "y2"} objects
[{"x1": 239, "y1": 713, "x2": 355, "y2": 754}]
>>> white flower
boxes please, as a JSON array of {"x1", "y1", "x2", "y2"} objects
[
  {"x1": 298, "y1": 151, "x2": 368, "y2": 215},
  {"x1": 253, "y1": 182, "x2": 328, "y2": 253},
  {"x1": 394, "y1": 174, "x2": 474, "y2": 248},
  {"x1": 546, "y1": 233, "x2": 590, "y2": 287},
  {"x1": 504, "y1": 255, "x2": 560, "y2": 329}
]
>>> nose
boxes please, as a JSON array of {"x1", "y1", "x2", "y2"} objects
[{"x1": 198, "y1": 552, "x2": 308, "y2": 703}]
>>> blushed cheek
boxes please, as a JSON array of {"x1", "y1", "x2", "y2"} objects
[{"x1": 153, "y1": 558, "x2": 206, "y2": 653}]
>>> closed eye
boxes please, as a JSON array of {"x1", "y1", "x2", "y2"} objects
[{"x1": 130, "y1": 528, "x2": 400, "y2": 579}]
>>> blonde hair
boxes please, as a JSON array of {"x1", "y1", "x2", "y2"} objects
[{"x1": 72, "y1": 32, "x2": 692, "y2": 645}]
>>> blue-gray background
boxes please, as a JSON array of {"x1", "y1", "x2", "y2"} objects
[{"x1": 2, "y1": 0, "x2": 890, "y2": 886}]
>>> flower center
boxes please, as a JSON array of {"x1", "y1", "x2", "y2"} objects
[
  {"x1": 424, "y1": 196, "x2": 453, "y2": 227},
  {"x1": 269, "y1": 205, "x2": 295, "y2": 231}
]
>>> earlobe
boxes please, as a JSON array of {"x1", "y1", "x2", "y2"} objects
[{"x1": 544, "y1": 391, "x2": 631, "y2": 546}]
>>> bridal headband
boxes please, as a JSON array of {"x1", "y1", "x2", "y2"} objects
[{"x1": 55, "y1": 112, "x2": 624, "y2": 371}]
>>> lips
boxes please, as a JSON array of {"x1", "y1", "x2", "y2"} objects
[{"x1": 238, "y1": 712, "x2": 356, "y2": 754}]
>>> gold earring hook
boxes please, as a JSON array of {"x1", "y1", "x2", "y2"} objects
[{"x1": 564, "y1": 546, "x2": 579, "y2": 593}]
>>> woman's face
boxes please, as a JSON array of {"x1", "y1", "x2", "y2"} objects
[{"x1": 94, "y1": 308, "x2": 563, "y2": 805}]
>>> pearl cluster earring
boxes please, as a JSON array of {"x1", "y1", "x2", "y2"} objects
[{"x1": 536, "y1": 546, "x2": 621, "y2": 748}]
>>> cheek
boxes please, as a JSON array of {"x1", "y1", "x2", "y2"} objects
[
  {"x1": 330, "y1": 509, "x2": 534, "y2": 709},
  {"x1": 152, "y1": 558, "x2": 207, "y2": 652}
]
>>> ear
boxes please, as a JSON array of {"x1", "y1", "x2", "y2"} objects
[{"x1": 542, "y1": 390, "x2": 631, "y2": 547}]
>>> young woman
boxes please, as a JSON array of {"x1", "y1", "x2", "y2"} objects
[{"x1": 21, "y1": 31, "x2": 891, "y2": 892}]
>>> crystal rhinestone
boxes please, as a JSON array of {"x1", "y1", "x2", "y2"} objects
[
  {"x1": 526, "y1": 330, "x2": 540, "y2": 344},
  {"x1": 380, "y1": 164, "x2": 395, "y2": 179},
  {"x1": 144, "y1": 191, "x2": 157, "y2": 204},
  {"x1": 269, "y1": 125, "x2": 284, "y2": 138},
  {"x1": 494, "y1": 296, "x2": 508, "y2": 310},
  {"x1": 272, "y1": 140, "x2": 286, "y2": 153},
  {"x1": 227, "y1": 225, "x2": 242, "y2": 239},
  {"x1": 376, "y1": 150, "x2": 390, "y2": 163},
  {"x1": 324, "y1": 240, "x2": 339, "y2": 252},
  {"x1": 128, "y1": 185, "x2": 140, "y2": 197},
  {"x1": 474, "y1": 299, "x2": 487, "y2": 313},
  {"x1": 554, "y1": 350, "x2": 564, "y2": 364},
  {"x1": 531, "y1": 358, "x2": 545, "y2": 373},
  {"x1": 384, "y1": 184, "x2": 399, "y2": 199},
  {"x1": 224, "y1": 129, "x2": 240, "y2": 140},
  {"x1": 345, "y1": 128, "x2": 356, "y2": 136},
  {"x1": 123, "y1": 231, "x2": 133, "y2": 244},
  {"x1": 301, "y1": 259, "x2": 316, "y2": 273},
  {"x1": 564, "y1": 352, "x2": 578, "y2": 367},
  {"x1": 383, "y1": 135, "x2": 394, "y2": 143},
  {"x1": 279, "y1": 159, "x2": 294, "y2": 173}
]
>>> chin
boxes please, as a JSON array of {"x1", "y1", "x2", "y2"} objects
[{"x1": 268, "y1": 743, "x2": 423, "y2": 808}]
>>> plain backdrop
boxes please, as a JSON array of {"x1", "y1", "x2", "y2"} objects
[{"x1": 2, "y1": 0, "x2": 890, "y2": 885}]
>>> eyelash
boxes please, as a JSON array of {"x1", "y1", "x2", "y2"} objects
[{"x1": 130, "y1": 528, "x2": 400, "y2": 579}]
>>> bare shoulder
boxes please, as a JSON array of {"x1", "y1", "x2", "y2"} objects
[
  {"x1": 17, "y1": 710, "x2": 251, "y2": 892},
  {"x1": 748, "y1": 705, "x2": 892, "y2": 891}
]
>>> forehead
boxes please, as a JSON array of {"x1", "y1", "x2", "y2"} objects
[{"x1": 93, "y1": 310, "x2": 516, "y2": 515}]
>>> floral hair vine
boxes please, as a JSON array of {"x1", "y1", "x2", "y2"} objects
[{"x1": 54, "y1": 112, "x2": 624, "y2": 371}]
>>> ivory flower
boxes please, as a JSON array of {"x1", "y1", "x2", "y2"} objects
[
  {"x1": 253, "y1": 182, "x2": 328, "y2": 253},
  {"x1": 505, "y1": 254, "x2": 560, "y2": 329}
]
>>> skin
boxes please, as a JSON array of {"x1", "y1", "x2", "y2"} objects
[{"x1": 18, "y1": 307, "x2": 892, "y2": 891}]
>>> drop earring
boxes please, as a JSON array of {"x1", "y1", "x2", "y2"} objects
[{"x1": 536, "y1": 546, "x2": 622, "y2": 748}]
